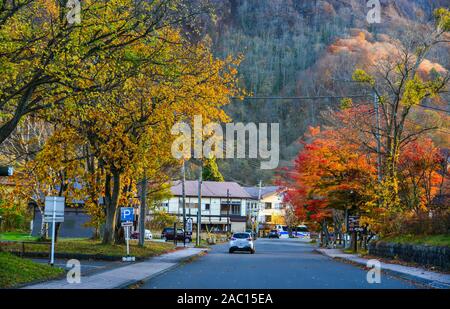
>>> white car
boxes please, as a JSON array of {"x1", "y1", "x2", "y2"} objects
[
  {"x1": 229, "y1": 232, "x2": 255, "y2": 254},
  {"x1": 144, "y1": 229, "x2": 153, "y2": 240}
]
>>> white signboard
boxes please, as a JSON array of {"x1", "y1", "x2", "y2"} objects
[
  {"x1": 44, "y1": 196, "x2": 65, "y2": 266},
  {"x1": 121, "y1": 222, "x2": 133, "y2": 227},
  {"x1": 186, "y1": 218, "x2": 193, "y2": 233},
  {"x1": 44, "y1": 196, "x2": 65, "y2": 223}
]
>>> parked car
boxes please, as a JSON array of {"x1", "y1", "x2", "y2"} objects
[
  {"x1": 229, "y1": 232, "x2": 255, "y2": 254},
  {"x1": 292, "y1": 225, "x2": 310, "y2": 239},
  {"x1": 131, "y1": 229, "x2": 153, "y2": 240},
  {"x1": 246, "y1": 229, "x2": 257, "y2": 240},
  {"x1": 268, "y1": 230, "x2": 279, "y2": 239},
  {"x1": 161, "y1": 227, "x2": 192, "y2": 243}
]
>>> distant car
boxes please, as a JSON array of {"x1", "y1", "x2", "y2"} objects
[
  {"x1": 229, "y1": 232, "x2": 255, "y2": 254},
  {"x1": 246, "y1": 229, "x2": 257, "y2": 240},
  {"x1": 268, "y1": 230, "x2": 279, "y2": 239},
  {"x1": 131, "y1": 229, "x2": 153, "y2": 240},
  {"x1": 161, "y1": 227, "x2": 191, "y2": 243},
  {"x1": 293, "y1": 225, "x2": 310, "y2": 239}
]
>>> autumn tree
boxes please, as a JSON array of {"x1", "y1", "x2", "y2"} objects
[
  {"x1": 348, "y1": 8, "x2": 450, "y2": 209},
  {"x1": 282, "y1": 127, "x2": 377, "y2": 246},
  {"x1": 44, "y1": 25, "x2": 241, "y2": 244},
  {"x1": 397, "y1": 138, "x2": 444, "y2": 213},
  {"x1": 0, "y1": 0, "x2": 205, "y2": 144}
]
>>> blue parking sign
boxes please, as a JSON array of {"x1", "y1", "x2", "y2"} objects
[{"x1": 121, "y1": 207, "x2": 134, "y2": 222}]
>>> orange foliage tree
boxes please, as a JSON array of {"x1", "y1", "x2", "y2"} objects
[{"x1": 282, "y1": 127, "x2": 377, "y2": 244}]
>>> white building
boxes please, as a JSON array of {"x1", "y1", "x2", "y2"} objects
[
  {"x1": 244, "y1": 186, "x2": 288, "y2": 232},
  {"x1": 159, "y1": 181, "x2": 251, "y2": 233}
]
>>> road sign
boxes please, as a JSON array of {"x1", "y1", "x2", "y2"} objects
[
  {"x1": 120, "y1": 207, "x2": 134, "y2": 222},
  {"x1": 0, "y1": 166, "x2": 13, "y2": 176},
  {"x1": 186, "y1": 218, "x2": 193, "y2": 233},
  {"x1": 44, "y1": 196, "x2": 65, "y2": 223},
  {"x1": 122, "y1": 222, "x2": 135, "y2": 261},
  {"x1": 44, "y1": 196, "x2": 65, "y2": 266},
  {"x1": 347, "y1": 215, "x2": 363, "y2": 232}
]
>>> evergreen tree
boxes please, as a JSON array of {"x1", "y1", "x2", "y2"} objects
[{"x1": 202, "y1": 157, "x2": 225, "y2": 182}]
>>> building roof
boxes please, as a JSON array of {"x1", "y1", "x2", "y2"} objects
[
  {"x1": 243, "y1": 186, "x2": 284, "y2": 199},
  {"x1": 170, "y1": 181, "x2": 251, "y2": 199}
]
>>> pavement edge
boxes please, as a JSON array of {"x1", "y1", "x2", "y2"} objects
[
  {"x1": 116, "y1": 248, "x2": 210, "y2": 289},
  {"x1": 314, "y1": 248, "x2": 450, "y2": 289}
]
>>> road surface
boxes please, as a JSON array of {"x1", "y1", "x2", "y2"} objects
[{"x1": 140, "y1": 238, "x2": 419, "y2": 289}]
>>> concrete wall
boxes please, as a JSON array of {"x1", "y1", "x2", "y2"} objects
[{"x1": 369, "y1": 241, "x2": 450, "y2": 270}]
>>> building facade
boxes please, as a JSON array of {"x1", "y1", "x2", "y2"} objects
[
  {"x1": 158, "y1": 181, "x2": 251, "y2": 233},
  {"x1": 244, "y1": 186, "x2": 288, "y2": 233}
]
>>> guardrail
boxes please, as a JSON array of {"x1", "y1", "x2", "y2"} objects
[{"x1": 0, "y1": 240, "x2": 51, "y2": 258}]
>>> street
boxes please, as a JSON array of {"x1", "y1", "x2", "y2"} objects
[{"x1": 141, "y1": 238, "x2": 419, "y2": 289}]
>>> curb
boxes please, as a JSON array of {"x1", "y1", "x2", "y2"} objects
[
  {"x1": 314, "y1": 249, "x2": 450, "y2": 289},
  {"x1": 116, "y1": 249, "x2": 209, "y2": 289}
]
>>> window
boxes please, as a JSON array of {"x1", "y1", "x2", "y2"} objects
[
  {"x1": 185, "y1": 203, "x2": 198, "y2": 209},
  {"x1": 232, "y1": 233, "x2": 251, "y2": 239},
  {"x1": 265, "y1": 215, "x2": 272, "y2": 222},
  {"x1": 265, "y1": 202, "x2": 272, "y2": 209},
  {"x1": 220, "y1": 201, "x2": 241, "y2": 215},
  {"x1": 205, "y1": 203, "x2": 210, "y2": 211},
  {"x1": 296, "y1": 226, "x2": 309, "y2": 232}
]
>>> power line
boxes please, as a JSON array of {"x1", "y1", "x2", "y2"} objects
[
  {"x1": 416, "y1": 104, "x2": 450, "y2": 114},
  {"x1": 232, "y1": 95, "x2": 369, "y2": 100},
  {"x1": 232, "y1": 96, "x2": 450, "y2": 114}
]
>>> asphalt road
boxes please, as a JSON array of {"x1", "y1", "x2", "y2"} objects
[{"x1": 140, "y1": 238, "x2": 419, "y2": 289}]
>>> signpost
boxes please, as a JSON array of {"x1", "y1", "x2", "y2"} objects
[
  {"x1": 186, "y1": 218, "x2": 193, "y2": 234},
  {"x1": 347, "y1": 215, "x2": 363, "y2": 253},
  {"x1": 120, "y1": 207, "x2": 135, "y2": 262},
  {"x1": 347, "y1": 215, "x2": 363, "y2": 232},
  {"x1": 44, "y1": 196, "x2": 65, "y2": 266},
  {"x1": 183, "y1": 217, "x2": 193, "y2": 247}
]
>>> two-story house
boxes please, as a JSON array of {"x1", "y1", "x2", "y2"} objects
[
  {"x1": 244, "y1": 186, "x2": 287, "y2": 233},
  {"x1": 159, "y1": 181, "x2": 251, "y2": 233}
]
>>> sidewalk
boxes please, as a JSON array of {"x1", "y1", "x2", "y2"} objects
[
  {"x1": 316, "y1": 248, "x2": 450, "y2": 289},
  {"x1": 23, "y1": 247, "x2": 207, "y2": 289}
]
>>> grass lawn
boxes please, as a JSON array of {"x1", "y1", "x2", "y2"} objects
[
  {"x1": 382, "y1": 234, "x2": 450, "y2": 247},
  {"x1": 3, "y1": 238, "x2": 176, "y2": 259},
  {"x1": 0, "y1": 232, "x2": 38, "y2": 242},
  {"x1": 343, "y1": 248, "x2": 368, "y2": 255},
  {"x1": 0, "y1": 252, "x2": 64, "y2": 288}
]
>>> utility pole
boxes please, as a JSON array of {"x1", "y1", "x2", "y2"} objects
[
  {"x1": 138, "y1": 169, "x2": 147, "y2": 247},
  {"x1": 182, "y1": 160, "x2": 186, "y2": 247},
  {"x1": 227, "y1": 189, "x2": 230, "y2": 233},
  {"x1": 373, "y1": 91, "x2": 382, "y2": 182},
  {"x1": 196, "y1": 163, "x2": 202, "y2": 246},
  {"x1": 256, "y1": 180, "x2": 262, "y2": 237}
]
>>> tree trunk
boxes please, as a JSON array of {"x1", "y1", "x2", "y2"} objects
[
  {"x1": 0, "y1": 86, "x2": 35, "y2": 145},
  {"x1": 39, "y1": 207, "x2": 47, "y2": 239},
  {"x1": 138, "y1": 173, "x2": 148, "y2": 247},
  {"x1": 102, "y1": 169, "x2": 121, "y2": 244}
]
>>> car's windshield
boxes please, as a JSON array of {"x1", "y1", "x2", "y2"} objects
[
  {"x1": 233, "y1": 233, "x2": 250, "y2": 239},
  {"x1": 296, "y1": 226, "x2": 309, "y2": 232}
]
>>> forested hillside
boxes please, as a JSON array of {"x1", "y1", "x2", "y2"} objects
[{"x1": 197, "y1": 0, "x2": 450, "y2": 185}]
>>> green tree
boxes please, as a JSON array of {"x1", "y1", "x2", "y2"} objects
[{"x1": 202, "y1": 157, "x2": 224, "y2": 182}]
